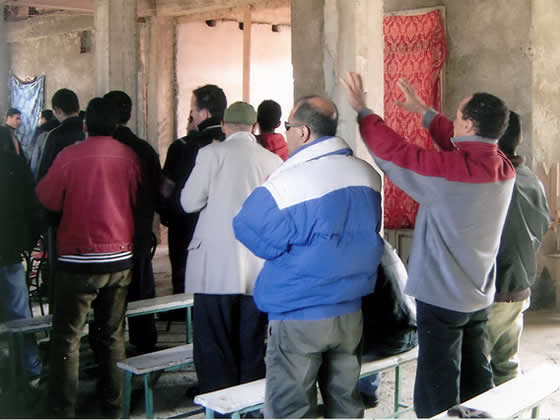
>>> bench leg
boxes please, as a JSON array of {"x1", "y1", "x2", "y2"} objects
[
  {"x1": 394, "y1": 364, "x2": 402, "y2": 416},
  {"x1": 186, "y1": 307, "x2": 193, "y2": 344},
  {"x1": 531, "y1": 405, "x2": 540, "y2": 418},
  {"x1": 205, "y1": 408, "x2": 216, "y2": 418},
  {"x1": 122, "y1": 371, "x2": 132, "y2": 419},
  {"x1": 144, "y1": 373, "x2": 154, "y2": 418}
]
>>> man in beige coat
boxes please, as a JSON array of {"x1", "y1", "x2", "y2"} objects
[{"x1": 181, "y1": 101, "x2": 282, "y2": 394}]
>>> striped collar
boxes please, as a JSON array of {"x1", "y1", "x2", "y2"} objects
[{"x1": 452, "y1": 135, "x2": 498, "y2": 145}]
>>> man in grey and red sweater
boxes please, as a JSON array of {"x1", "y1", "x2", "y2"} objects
[
  {"x1": 342, "y1": 73, "x2": 515, "y2": 417},
  {"x1": 36, "y1": 97, "x2": 140, "y2": 418}
]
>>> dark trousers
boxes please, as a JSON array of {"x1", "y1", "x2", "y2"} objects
[
  {"x1": 193, "y1": 294, "x2": 267, "y2": 393},
  {"x1": 414, "y1": 300, "x2": 494, "y2": 418},
  {"x1": 127, "y1": 251, "x2": 158, "y2": 352},
  {"x1": 168, "y1": 226, "x2": 189, "y2": 295}
]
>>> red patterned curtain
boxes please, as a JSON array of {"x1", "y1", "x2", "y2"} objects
[{"x1": 383, "y1": 10, "x2": 447, "y2": 229}]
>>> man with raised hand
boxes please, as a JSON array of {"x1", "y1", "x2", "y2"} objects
[{"x1": 342, "y1": 73, "x2": 515, "y2": 418}]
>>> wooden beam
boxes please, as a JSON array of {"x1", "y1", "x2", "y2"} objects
[
  {"x1": 242, "y1": 3, "x2": 251, "y2": 102},
  {"x1": 157, "y1": 0, "x2": 289, "y2": 17},
  {"x1": 0, "y1": 0, "x2": 93, "y2": 12},
  {"x1": 5, "y1": 14, "x2": 93, "y2": 42}
]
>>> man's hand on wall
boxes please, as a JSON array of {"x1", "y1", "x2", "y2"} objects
[
  {"x1": 341, "y1": 72, "x2": 368, "y2": 113},
  {"x1": 395, "y1": 79, "x2": 430, "y2": 117}
]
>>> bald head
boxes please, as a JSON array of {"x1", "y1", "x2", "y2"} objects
[{"x1": 292, "y1": 96, "x2": 338, "y2": 140}]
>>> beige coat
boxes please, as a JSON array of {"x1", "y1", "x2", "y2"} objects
[{"x1": 180, "y1": 131, "x2": 283, "y2": 295}]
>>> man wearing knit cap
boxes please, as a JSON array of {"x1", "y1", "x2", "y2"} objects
[{"x1": 181, "y1": 101, "x2": 282, "y2": 394}]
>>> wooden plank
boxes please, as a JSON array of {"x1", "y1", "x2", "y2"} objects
[
  {"x1": 0, "y1": 0, "x2": 92, "y2": 12},
  {"x1": 194, "y1": 378, "x2": 266, "y2": 415},
  {"x1": 242, "y1": 3, "x2": 252, "y2": 102},
  {"x1": 432, "y1": 365, "x2": 560, "y2": 418},
  {"x1": 126, "y1": 293, "x2": 193, "y2": 317},
  {"x1": 117, "y1": 344, "x2": 193, "y2": 375},
  {"x1": 157, "y1": 0, "x2": 289, "y2": 17},
  {"x1": 359, "y1": 347, "x2": 418, "y2": 377}
]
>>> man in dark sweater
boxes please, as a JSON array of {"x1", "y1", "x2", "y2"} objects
[
  {"x1": 104, "y1": 90, "x2": 162, "y2": 354},
  {"x1": 161, "y1": 84, "x2": 226, "y2": 307},
  {"x1": 487, "y1": 111, "x2": 550, "y2": 385}
]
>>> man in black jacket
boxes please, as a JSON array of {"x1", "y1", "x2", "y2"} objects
[
  {"x1": 104, "y1": 90, "x2": 162, "y2": 354},
  {"x1": 487, "y1": 111, "x2": 550, "y2": 385},
  {"x1": 36, "y1": 89, "x2": 84, "y2": 181},
  {"x1": 160, "y1": 84, "x2": 226, "y2": 314},
  {"x1": 0, "y1": 126, "x2": 43, "y2": 384}
]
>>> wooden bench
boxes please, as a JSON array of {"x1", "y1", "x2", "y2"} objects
[
  {"x1": 0, "y1": 293, "x2": 194, "y2": 395},
  {"x1": 193, "y1": 346, "x2": 418, "y2": 418},
  {"x1": 117, "y1": 343, "x2": 195, "y2": 419},
  {"x1": 432, "y1": 364, "x2": 560, "y2": 418}
]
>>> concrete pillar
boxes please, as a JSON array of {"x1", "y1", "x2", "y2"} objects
[
  {"x1": 0, "y1": 12, "x2": 10, "y2": 117},
  {"x1": 146, "y1": 16, "x2": 175, "y2": 161},
  {"x1": 94, "y1": 0, "x2": 138, "y2": 131},
  {"x1": 291, "y1": 0, "x2": 384, "y2": 162}
]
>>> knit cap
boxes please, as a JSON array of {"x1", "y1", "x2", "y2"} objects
[{"x1": 223, "y1": 101, "x2": 257, "y2": 125}]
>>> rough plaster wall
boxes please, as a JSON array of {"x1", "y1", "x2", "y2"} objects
[
  {"x1": 9, "y1": 32, "x2": 95, "y2": 111},
  {"x1": 175, "y1": 21, "x2": 292, "y2": 139},
  {"x1": 291, "y1": 0, "x2": 326, "y2": 98},
  {"x1": 443, "y1": 0, "x2": 533, "y2": 161},
  {"x1": 531, "y1": 0, "x2": 560, "y2": 168},
  {"x1": 0, "y1": 17, "x2": 9, "y2": 117}
]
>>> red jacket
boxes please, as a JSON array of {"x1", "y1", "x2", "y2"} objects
[
  {"x1": 257, "y1": 132, "x2": 289, "y2": 160},
  {"x1": 36, "y1": 136, "x2": 141, "y2": 255}
]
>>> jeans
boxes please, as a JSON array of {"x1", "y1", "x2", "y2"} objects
[
  {"x1": 47, "y1": 269, "x2": 131, "y2": 418},
  {"x1": 414, "y1": 300, "x2": 494, "y2": 418},
  {"x1": 487, "y1": 298, "x2": 529, "y2": 385},
  {"x1": 0, "y1": 262, "x2": 42, "y2": 377}
]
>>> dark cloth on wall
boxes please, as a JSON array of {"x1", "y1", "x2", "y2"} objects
[
  {"x1": 192, "y1": 293, "x2": 267, "y2": 394},
  {"x1": 36, "y1": 116, "x2": 85, "y2": 182},
  {"x1": 161, "y1": 117, "x2": 224, "y2": 294}
]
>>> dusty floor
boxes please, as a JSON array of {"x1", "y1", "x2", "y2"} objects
[{"x1": 1, "y1": 246, "x2": 560, "y2": 418}]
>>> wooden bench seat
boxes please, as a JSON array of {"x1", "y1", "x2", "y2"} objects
[
  {"x1": 432, "y1": 364, "x2": 560, "y2": 418},
  {"x1": 0, "y1": 293, "x2": 194, "y2": 396},
  {"x1": 194, "y1": 347, "x2": 418, "y2": 418},
  {"x1": 117, "y1": 344, "x2": 194, "y2": 418}
]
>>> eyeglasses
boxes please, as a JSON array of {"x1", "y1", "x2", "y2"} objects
[{"x1": 284, "y1": 121, "x2": 306, "y2": 131}]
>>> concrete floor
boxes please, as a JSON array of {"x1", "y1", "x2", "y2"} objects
[{"x1": 1, "y1": 246, "x2": 560, "y2": 418}]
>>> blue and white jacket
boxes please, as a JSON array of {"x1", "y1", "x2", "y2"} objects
[{"x1": 233, "y1": 136, "x2": 384, "y2": 321}]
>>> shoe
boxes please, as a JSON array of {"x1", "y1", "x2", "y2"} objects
[{"x1": 361, "y1": 392, "x2": 379, "y2": 409}]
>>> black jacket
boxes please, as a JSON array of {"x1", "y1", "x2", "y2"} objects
[
  {"x1": 113, "y1": 126, "x2": 162, "y2": 255},
  {"x1": 161, "y1": 117, "x2": 224, "y2": 232},
  {"x1": 362, "y1": 240, "x2": 417, "y2": 358},
  {"x1": 495, "y1": 163, "x2": 550, "y2": 299},
  {"x1": 0, "y1": 148, "x2": 43, "y2": 265},
  {"x1": 36, "y1": 116, "x2": 85, "y2": 181}
]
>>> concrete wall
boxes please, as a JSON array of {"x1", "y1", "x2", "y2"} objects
[
  {"x1": 9, "y1": 30, "x2": 95, "y2": 112},
  {"x1": 531, "y1": 0, "x2": 560, "y2": 167},
  {"x1": 0, "y1": 17, "x2": 9, "y2": 117},
  {"x1": 175, "y1": 20, "x2": 292, "y2": 139}
]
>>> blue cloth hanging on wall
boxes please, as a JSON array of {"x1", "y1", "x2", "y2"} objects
[{"x1": 9, "y1": 75, "x2": 45, "y2": 160}]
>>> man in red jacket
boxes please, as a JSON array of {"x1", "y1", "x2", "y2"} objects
[
  {"x1": 36, "y1": 97, "x2": 141, "y2": 418},
  {"x1": 256, "y1": 99, "x2": 289, "y2": 160}
]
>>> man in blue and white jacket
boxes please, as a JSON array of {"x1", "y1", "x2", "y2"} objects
[{"x1": 234, "y1": 96, "x2": 384, "y2": 418}]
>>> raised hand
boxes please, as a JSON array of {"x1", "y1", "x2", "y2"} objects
[
  {"x1": 395, "y1": 79, "x2": 429, "y2": 116},
  {"x1": 341, "y1": 72, "x2": 368, "y2": 112}
]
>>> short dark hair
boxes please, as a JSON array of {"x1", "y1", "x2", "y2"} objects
[
  {"x1": 85, "y1": 97, "x2": 118, "y2": 136},
  {"x1": 498, "y1": 111, "x2": 521, "y2": 158},
  {"x1": 461, "y1": 93, "x2": 508, "y2": 140},
  {"x1": 52, "y1": 88, "x2": 80, "y2": 115},
  {"x1": 193, "y1": 84, "x2": 227, "y2": 121},
  {"x1": 103, "y1": 90, "x2": 132, "y2": 125},
  {"x1": 293, "y1": 96, "x2": 338, "y2": 138},
  {"x1": 6, "y1": 107, "x2": 21, "y2": 117},
  {"x1": 40, "y1": 109, "x2": 55, "y2": 121},
  {"x1": 257, "y1": 100, "x2": 282, "y2": 132}
]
